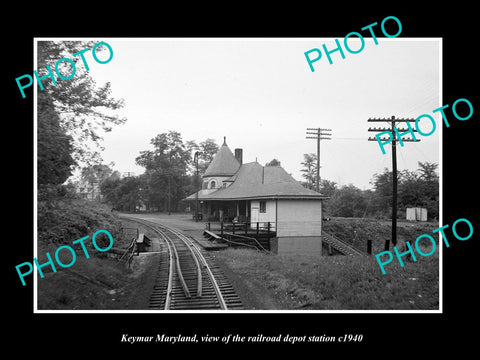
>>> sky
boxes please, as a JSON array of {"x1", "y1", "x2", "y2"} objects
[{"x1": 59, "y1": 38, "x2": 441, "y2": 190}]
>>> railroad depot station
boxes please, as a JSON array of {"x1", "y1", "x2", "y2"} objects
[{"x1": 185, "y1": 138, "x2": 328, "y2": 255}]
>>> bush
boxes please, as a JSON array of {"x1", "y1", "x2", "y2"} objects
[{"x1": 37, "y1": 198, "x2": 123, "y2": 247}]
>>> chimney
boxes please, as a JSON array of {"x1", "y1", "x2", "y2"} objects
[{"x1": 234, "y1": 148, "x2": 243, "y2": 165}]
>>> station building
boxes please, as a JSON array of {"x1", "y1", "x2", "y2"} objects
[{"x1": 185, "y1": 138, "x2": 326, "y2": 255}]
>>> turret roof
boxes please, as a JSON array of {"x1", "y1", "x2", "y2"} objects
[{"x1": 203, "y1": 139, "x2": 240, "y2": 178}]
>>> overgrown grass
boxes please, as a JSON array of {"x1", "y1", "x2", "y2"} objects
[{"x1": 213, "y1": 248, "x2": 439, "y2": 310}]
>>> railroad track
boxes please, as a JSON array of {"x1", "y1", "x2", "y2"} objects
[{"x1": 121, "y1": 216, "x2": 243, "y2": 310}]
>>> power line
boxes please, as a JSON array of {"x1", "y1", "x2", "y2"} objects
[
  {"x1": 367, "y1": 116, "x2": 419, "y2": 251},
  {"x1": 332, "y1": 137, "x2": 364, "y2": 141}
]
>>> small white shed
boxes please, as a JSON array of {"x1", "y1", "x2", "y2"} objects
[{"x1": 406, "y1": 207, "x2": 428, "y2": 221}]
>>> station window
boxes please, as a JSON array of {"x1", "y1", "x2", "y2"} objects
[
  {"x1": 259, "y1": 201, "x2": 266, "y2": 213},
  {"x1": 210, "y1": 180, "x2": 217, "y2": 189}
]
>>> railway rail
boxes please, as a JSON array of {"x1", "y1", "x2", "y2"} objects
[{"x1": 121, "y1": 216, "x2": 243, "y2": 310}]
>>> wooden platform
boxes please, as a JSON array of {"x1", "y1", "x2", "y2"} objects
[{"x1": 204, "y1": 229, "x2": 272, "y2": 251}]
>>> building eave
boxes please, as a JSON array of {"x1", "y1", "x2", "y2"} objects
[{"x1": 184, "y1": 194, "x2": 326, "y2": 201}]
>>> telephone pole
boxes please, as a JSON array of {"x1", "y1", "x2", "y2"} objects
[
  {"x1": 306, "y1": 128, "x2": 332, "y2": 192},
  {"x1": 194, "y1": 151, "x2": 202, "y2": 222},
  {"x1": 368, "y1": 116, "x2": 419, "y2": 250}
]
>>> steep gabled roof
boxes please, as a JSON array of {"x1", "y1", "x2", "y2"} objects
[
  {"x1": 203, "y1": 141, "x2": 240, "y2": 177},
  {"x1": 186, "y1": 162, "x2": 325, "y2": 201}
]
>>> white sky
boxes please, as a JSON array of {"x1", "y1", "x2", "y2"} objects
[{"x1": 69, "y1": 38, "x2": 440, "y2": 190}]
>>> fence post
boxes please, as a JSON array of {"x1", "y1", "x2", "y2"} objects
[
  {"x1": 267, "y1": 222, "x2": 271, "y2": 235},
  {"x1": 208, "y1": 222, "x2": 211, "y2": 231},
  {"x1": 256, "y1": 222, "x2": 259, "y2": 236},
  {"x1": 221, "y1": 221, "x2": 224, "y2": 236},
  {"x1": 367, "y1": 240, "x2": 372, "y2": 255},
  {"x1": 232, "y1": 222, "x2": 236, "y2": 234},
  {"x1": 245, "y1": 221, "x2": 248, "y2": 235}
]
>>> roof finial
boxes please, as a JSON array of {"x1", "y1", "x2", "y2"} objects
[{"x1": 223, "y1": 136, "x2": 227, "y2": 145}]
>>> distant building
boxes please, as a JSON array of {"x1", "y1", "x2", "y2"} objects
[
  {"x1": 185, "y1": 137, "x2": 326, "y2": 255},
  {"x1": 406, "y1": 207, "x2": 428, "y2": 221},
  {"x1": 76, "y1": 181, "x2": 103, "y2": 201}
]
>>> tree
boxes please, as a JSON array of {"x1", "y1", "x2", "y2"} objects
[
  {"x1": 37, "y1": 92, "x2": 76, "y2": 189},
  {"x1": 319, "y1": 179, "x2": 337, "y2": 197},
  {"x1": 37, "y1": 41, "x2": 126, "y2": 167},
  {"x1": 369, "y1": 163, "x2": 439, "y2": 220},
  {"x1": 300, "y1": 153, "x2": 317, "y2": 190},
  {"x1": 100, "y1": 176, "x2": 122, "y2": 207},
  {"x1": 417, "y1": 162, "x2": 439, "y2": 183},
  {"x1": 136, "y1": 131, "x2": 191, "y2": 212},
  {"x1": 186, "y1": 138, "x2": 219, "y2": 175},
  {"x1": 318, "y1": 179, "x2": 337, "y2": 216},
  {"x1": 198, "y1": 138, "x2": 219, "y2": 164},
  {"x1": 398, "y1": 169, "x2": 421, "y2": 209},
  {"x1": 100, "y1": 175, "x2": 142, "y2": 212},
  {"x1": 328, "y1": 184, "x2": 367, "y2": 218},
  {"x1": 369, "y1": 167, "x2": 394, "y2": 216},
  {"x1": 77, "y1": 164, "x2": 118, "y2": 201},
  {"x1": 416, "y1": 162, "x2": 439, "y2": 220},
  {"x1": 116, "y1": 177, "x2": 142, "y2": 212}
]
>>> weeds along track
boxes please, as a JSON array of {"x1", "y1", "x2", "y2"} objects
[{"x1": 121, "y1": 216, "x2": 243, "y2": 310}]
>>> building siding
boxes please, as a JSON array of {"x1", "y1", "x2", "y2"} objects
[
  {"x1": 250, "y1": 200, "x2": 276, "y2": 228},
  {"x1": 275, "y1": 236, "x2": 322, "y2": 255},
  {"x1": 276, "y1": 200, "x2": 322, "y2": 237},
  {"x1": 273, "y1": 200, "x2": 323, "y2": 255}
]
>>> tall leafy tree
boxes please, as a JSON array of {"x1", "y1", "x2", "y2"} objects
[
  {"x1": 186, "y1": 138, "x2": 219, "y2": 175},
  {"x1": 37, "y1": 92, "x2": 76, "y2": 188},
  {"x1": 300, "y1": 153, "x2": 317, "y2": 190},
  {"x1": 136, "y1": 131, "x2": 191, "y2": 212},
  {"x1": 37, "y1": 41, "x2": 126, "y2": 167},
  {"x1": 417, "y1": 162, "x2": 439, "y2": 183},
  {"x1": 99, "y1": 175, "x2": 142, "y2": 212}
]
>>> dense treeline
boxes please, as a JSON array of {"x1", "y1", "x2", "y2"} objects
[
  {"x1": 318, "y1": 162, "x2": 439, "y2": 221},
  {"x1": 300, "y1": 152, "x2": 438, "y2": 220}
]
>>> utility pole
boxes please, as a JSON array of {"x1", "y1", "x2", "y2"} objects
[
  {"x1": 367, "y1": 116, "x2": 419, "y2": 250},
  {"x1": 306, "y1": 128, "x2": 332, "y2": 192},
  {"x1": 194, "y1": 151, "x2": 202, "y2": 222}
]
